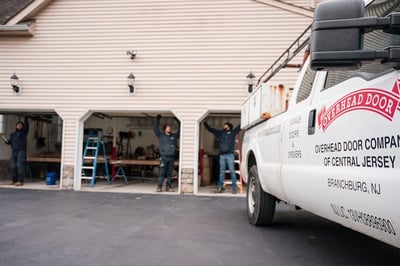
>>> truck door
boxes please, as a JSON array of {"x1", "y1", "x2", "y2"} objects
[{"x1": 307, "y1": 65, "x2": 400, "y2": 243}]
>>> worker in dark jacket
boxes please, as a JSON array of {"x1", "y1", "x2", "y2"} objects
[
  {"x1": 4, "y1": 116, "x2": 29, "y2": 186},
  {"x1": 154, "y1": 114, "x2": 180, "y2": 192},
  {"x1": 204, "y1": 120, "x2": 241, "y2": 194}
]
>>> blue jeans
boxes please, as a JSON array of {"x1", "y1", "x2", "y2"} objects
[
  {"x1": 158, "y1": 156, "x2": 175, "y2": 189},
  {"x1": 10, "y1": 149, "x2": 27, "y2": 183},
  {"x1": 219, "y1": 154, "x2": 237, "y2": 190}
]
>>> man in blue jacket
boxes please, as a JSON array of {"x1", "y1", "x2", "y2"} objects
[
  {"x1": 154, "y1": 114, "x2": 180, "y2": 192},
  {"x1": 4, "y1": 116, "x2": 29, "y2": 186},
  {"x1": 204, "y1": 120, "x2": 241, "y2": 194}
]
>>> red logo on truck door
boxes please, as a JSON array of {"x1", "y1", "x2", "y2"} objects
[{"x1": 317, "y1": 79, "x2": 400, "y2": 131}]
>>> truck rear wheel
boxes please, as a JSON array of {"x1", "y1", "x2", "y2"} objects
[{"x1": 247, "y1": 165, "x2": 276, "y2": 226}]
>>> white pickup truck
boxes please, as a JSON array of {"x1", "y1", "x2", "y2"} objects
[{"x1": 240, "y1": 0, "x2": 400, "y2": 248}]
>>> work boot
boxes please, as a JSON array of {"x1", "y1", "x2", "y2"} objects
[
  {"x1": 215, "y1": 187, "x2": 225, "y2": 193},
  {"x1": 14, "y1": 182, "x2": 23, "y2": 186},
  {"x1": 232, "y1": 189, "x2": 237, "y2": 194}
]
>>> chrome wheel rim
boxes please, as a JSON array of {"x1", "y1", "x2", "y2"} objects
[{"x1": 248, "y1": 177, "x2": 256, "y2": 214}]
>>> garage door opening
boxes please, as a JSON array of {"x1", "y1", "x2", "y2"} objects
[
  {"x1": 0, "y1": 112, "x2": 63, "y2": 189},
  {"x1": 197, "y1": 112, "x2": 244, "y2": 196},
  {"x1": 80, "y1": 111, "x2": 180, "y2": 194}
]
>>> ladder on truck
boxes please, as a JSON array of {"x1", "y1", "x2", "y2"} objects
[
  {"x1": 81, "y1": 129, "x2": 110, "y2": 187},
  {"x1": 223, "y1": 135, "x2": 243, "y2": 193},
  {"x1": 256, "y1": 23, "x2": 312, "y2": 87}
]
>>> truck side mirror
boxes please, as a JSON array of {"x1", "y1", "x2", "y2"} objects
[
  {"x1": 310, "y1": 0, "x2": 400, "y2": 71},
  {"x1": 310, "y1": 0, "x2": 365, "y2": 70}
]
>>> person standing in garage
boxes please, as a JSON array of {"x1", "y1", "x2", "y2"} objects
[
  {"x1": 204, "y1": 120, "x2": 241, "y2": 194},
  {"x1": 3, "y1": 116, "x2": 29, "y2": 186},
  {"x1": 153, "y1": 114, "x2": 180, "y2": 192}
]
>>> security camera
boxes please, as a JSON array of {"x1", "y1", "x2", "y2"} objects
[{"x1": 127, "y1": 50, "x2": 137, "y2": 59}]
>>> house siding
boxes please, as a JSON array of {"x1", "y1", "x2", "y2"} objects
[
  {"x1": 0, "y1": 0, "x2": 315, "y2": 192},
  {"x1": 282, "y1": 0, "x2": 317, "y2": 8}
]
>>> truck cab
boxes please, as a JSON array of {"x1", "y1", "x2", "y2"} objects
[{"x1": 241, "y1": 0, "x2": 400, "y2": 248}]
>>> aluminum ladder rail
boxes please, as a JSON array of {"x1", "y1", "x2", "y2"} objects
[
  {"x1": 81, "y1": 130, "x2": 110, "y2": 187},
  {"x1": 256, "y1": 23, "x2": 312, "y2": 87}
]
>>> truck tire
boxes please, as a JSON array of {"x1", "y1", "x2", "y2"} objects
[{"x1": 247, "y1": 165, "x2": 276, "y2": 226}]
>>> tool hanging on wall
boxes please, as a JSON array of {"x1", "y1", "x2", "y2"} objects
[
  {"x1": 117, "y1": 131, "x2": 134, "y2": 158},
  {"x1": 35, "y1": 120, "x2": 46, "y2": 149},
  {"x1": 34, "y1": 120, "x2": 39, "y2": 138}
]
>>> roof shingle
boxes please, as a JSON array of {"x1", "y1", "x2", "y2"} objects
[{"x1": 0, "y1": 0, "x2": 34, "y2": 24}]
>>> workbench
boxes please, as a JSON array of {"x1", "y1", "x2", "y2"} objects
[
  {"x1": 110, "y1": 159, "x2": 179, "y2": 183},
  {"x1": 27, "y1": 156, "x2": 61, "y2": 182},
  {"x1": 26, "y1": 157, "x2": 179, "y2": 184},
  {"x1": 27, "y1": 156, "x2": 61, "y2": 163}
]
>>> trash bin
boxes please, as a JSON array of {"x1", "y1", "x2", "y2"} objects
[{"x1": 45, "y1": 172, "x2": 57, "y2": 185}]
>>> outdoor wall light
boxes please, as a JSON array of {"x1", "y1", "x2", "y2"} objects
[
  {"x1": 247, "y1": 71, "x2": 255, "y2": 93},
  {"x1": 127, "y1": 72, "x2": 136, "y2": 95},
  {"x1": 127, "y1": 50, "x2": 137, "y2": 60},
  {"x1": 10, "y1": 73, "x2": 20, "y2": 94}
]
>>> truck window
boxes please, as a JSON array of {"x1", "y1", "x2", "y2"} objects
[
  {"x1": 324, "y1": 0, "x2": 400, "y2": 90},
  {"x1": 296, "y1": 65, "x2": 316, "y2": 103}
]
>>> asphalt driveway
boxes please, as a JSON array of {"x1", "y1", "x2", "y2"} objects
[{"x1": 0, "y1": 188, "x2": 399, "y2": 266}]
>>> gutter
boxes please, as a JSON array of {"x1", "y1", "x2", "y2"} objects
[{"x1": 0, "y1": 23, "x2": 35, "y2": 36}]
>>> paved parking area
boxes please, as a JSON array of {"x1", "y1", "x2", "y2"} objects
[{"x1": 0, "y1": 188, "x2": 399, "y2": 266}]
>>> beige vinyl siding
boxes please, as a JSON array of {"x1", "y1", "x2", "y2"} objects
[
  {"x1": 282, "y1": 0, "x2": 317, "y2": 8},
  {"x1": 0, "y1": 0, "x2": 314, "y2": 184}
]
